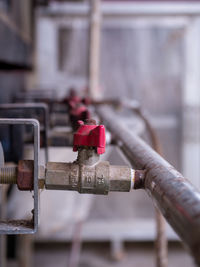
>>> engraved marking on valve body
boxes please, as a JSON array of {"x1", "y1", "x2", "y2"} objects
[{"x1": 79, "y1": 161, "x2": 109, "y2": 194}]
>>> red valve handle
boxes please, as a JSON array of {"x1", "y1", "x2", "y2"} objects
[{"x1": 73, "y1": 120, "x2": 106, "y2": 154}]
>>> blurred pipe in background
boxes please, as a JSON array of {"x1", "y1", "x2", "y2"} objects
[
  {"x1": 67, "y1": 221, "x2": 83, "y2": 267},
  {"x1": 88, "y1": 0, "x2": 102, "y2": 100}
]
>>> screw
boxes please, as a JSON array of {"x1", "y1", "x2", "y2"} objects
[{"x1": 0, "y1": 166, "x2": 17, "y2": 185}]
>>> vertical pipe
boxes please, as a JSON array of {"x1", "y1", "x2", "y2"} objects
[
  {"x1": 134, "y1": 110, "x2": 168, "y2": 267},
  {"x1": 155, "y1": 209, "x2": 168, "y2": 267},
  {"x1": 88, "y1": 0, "x2": 101, "y2": 100},
  {"x1": 67, "y1": 221, "x2": 83, "y2": 267},
  {"x1": 17, "y1": 235, "x2": 33, "y2": 267}
]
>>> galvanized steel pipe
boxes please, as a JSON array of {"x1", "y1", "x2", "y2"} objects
[{"x1": 97, "y1": 106, "x2": 200, "y2": 266}]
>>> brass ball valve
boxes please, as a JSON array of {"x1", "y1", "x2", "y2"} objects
[{"x1": 0, "y1": 120, "x2": 145, "y2": 194}]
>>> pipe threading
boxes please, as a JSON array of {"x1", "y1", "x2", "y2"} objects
[{"x1": 0, "y1": 166, "x2": 17, "y2": 185}]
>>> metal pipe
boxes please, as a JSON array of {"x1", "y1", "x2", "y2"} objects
[
  {"x1": 96, "y1": 105, "x2": 200, "y2": 266},
  {"x1": 42, "y1": 2, "x2": 200, "y2": 16}
]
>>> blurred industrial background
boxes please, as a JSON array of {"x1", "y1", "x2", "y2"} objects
[{"x1": 0, "y1": 0, "x2": 200, "y2": 267}]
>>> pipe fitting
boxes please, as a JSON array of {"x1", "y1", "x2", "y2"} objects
[
  {"x1": 45, "y1": 160, "x2": 134, "y2": 195},
  {"x1": 0, "y1": 157, "x2": 142, "y2": 194},
  {"x1": 134, "y1": 170, "x2": 146, "y2": 189}
]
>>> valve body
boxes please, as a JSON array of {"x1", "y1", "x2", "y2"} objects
[{"x1": 45, "y1": 159, "x2": 133, "y2": 194}]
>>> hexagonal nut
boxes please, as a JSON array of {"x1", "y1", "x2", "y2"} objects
[
  {"x1": 109, "y1": 165, "x2": 132, "y2": 192},
  {"x1": 17, "y1": 160, "x2": 34, "y2": 191}
]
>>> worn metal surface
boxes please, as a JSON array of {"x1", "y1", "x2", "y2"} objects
[
  {"x1": 97, "y1": 106, "x2": 200, "y2": 266},
  {"x1": 0, "y1": 118, "x2": 39, "y2": 234},
  {"x1": 0, "y1": 165, "x2": 17, "y2": 185},
  {"x1": 0, "y1": 146, "x2": 135, "y2": 195},
  {"x1": 45, "y1": 157, "x2": 133, "y2": 194},
  {"x1": 17, "y1": 160, "x2": 34, "y2": 191},
  {"x1": 0, "y1": 103, "x2": 49, "y2": 163},
  {"x1": 77, "y1": 148, "x2": 100, "y2": 166},
  {"x1": 0, "y1": 163, "x2": 45, "y2": 191}
]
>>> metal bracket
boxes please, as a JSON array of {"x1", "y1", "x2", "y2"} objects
[
  {"x1": 0, "y1": 103, "x2": 49, "y2": 163},
  {"x1": 0, "y1": 118, "x2": 39, "y2": 234}
]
